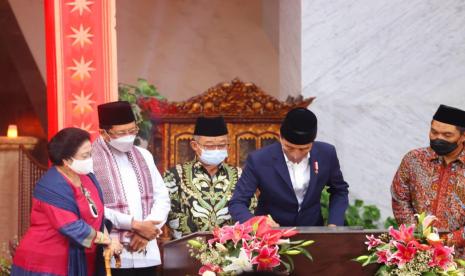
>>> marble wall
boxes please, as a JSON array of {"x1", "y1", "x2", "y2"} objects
[{"x1": 301, "y1": 0, "x2": 465, "y2": 221}]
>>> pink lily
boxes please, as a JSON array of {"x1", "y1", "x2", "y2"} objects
[
  {"x1": 428, "y1": 244, "x2": 454, "y2": 270},
  {"x1": 391, "y1": 241, "x2": 417, "y2": 267},
  {"x1": 389, "y1": 224, "x2": 415, "y2": 243},
  {"x1": 251, "y1": 245, "x2": 281, "y2": 271},
  {"x1": 365, "y1": 234, "x2": 383, "y2": 250}
]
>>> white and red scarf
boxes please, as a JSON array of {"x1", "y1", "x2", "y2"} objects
[{"x1": 92, "y1": 137, "x2": 154, "y2": 239}]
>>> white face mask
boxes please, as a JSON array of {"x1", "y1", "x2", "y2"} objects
[
  {"x1": 109, "y1": 134, "x2": 136, "y2": 152},
  {"x1": 68, "y1": 157, "x2": 93, "y2": 175},
  {"x1": 199, "y1": 149, "x2": 228, "y2": 166}
]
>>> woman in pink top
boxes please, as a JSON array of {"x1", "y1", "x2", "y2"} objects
[{"x1": 12, "y1": 127, "x2": 122, "y2": 276}]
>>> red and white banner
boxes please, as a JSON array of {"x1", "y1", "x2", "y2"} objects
[{"x1": 45, "y1": 0, "x2": 118, "y2": 140}]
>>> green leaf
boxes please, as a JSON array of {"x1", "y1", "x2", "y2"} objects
[
  {"x1": 384, "y1": 216, "x2": 399, "y2": 229},
  {"x1": 455, "y1": 258, "x2": 465, "y2": 268},
  {"x1": 281, "y1": 259, "x2": 292, "y2": 273},
  {"x1": 296, "y1": 247, "x2": 313, "y2": 261},
  {"x1": 353, "y1": 255, "x2": 369, "y2": 264},
  {"x1": 354, "y1": 199, "x2": 364, "y2": 207},
  {"x1": 362, "y1": 254, "x2": 377, "y2": 266},
  {"x1": 284, "y1": 255, "x2": 295, "y2": 272},
  {"x1": 374, "y1": 265, "x2": 391, "y2": 276}
]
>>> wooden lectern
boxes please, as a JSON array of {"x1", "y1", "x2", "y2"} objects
[{"x1": 163, "y1": 227, "x2": 383, "y2": 276}]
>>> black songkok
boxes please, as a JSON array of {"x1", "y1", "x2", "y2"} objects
[
  {"x1": 194, "y1": 116, "x2": 228, "y2": 137},
  {"x1": 280, "y1": 107, "x2": 317, "y2": 145},
  {"x1": 98, "y1": 101, "x2": 135, "y2": 128},
  {"x1": 433, "y1": 104, "x2": 465, "y2": 128}
]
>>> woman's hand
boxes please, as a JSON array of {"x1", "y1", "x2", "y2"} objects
[{"x1": 94, "y1": 231, "x2": 111, "y2": 245}]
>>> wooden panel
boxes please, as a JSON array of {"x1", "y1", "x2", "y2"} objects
[{"x1": 163, "y1": 228, "x2": 382, "y2": 276}]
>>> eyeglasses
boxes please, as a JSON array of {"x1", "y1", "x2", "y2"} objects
[
  {"x1": 196, "y1": 142, "x2": 229, "y2": 150},
  {"x1": 107, "y1": 126, "x2": 139, "y2": 137}
]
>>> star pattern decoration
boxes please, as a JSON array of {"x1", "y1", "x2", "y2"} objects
[
  {"x1": 71, "y1": 91, "x2": 96, "y2": 114},
  {"x1": 74, "y1": 122, "x2": 96, "y2": 134},
  {"x1": 68, "y1": 56, "x2": 95, "y2": 80},
  {"x1": 67, "y1": 0, "x2": 93, "y2": 16},
  {"x1": 68, "y1": 25, "x2": 93, "y2": 47}
]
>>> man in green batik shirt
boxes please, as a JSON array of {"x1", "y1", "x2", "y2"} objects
[{"x1": 163, "y1": 116, "x2": 256, "y2": 238}]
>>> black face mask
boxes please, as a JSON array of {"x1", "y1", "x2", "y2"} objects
[{"x1": 430, "y1": 139, "x2": 458, "y2": 156}]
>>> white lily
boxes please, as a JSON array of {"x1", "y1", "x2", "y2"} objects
[
  {"x1": 277, "y1": 239, "x2": 290, "y2": 245},
  {"x1": 426, "y1": 232, "x2": 441, "y2": 243},
  {"x1": 223, "y1": 248, "x2": 253, "y2": 273},
  {"x1": 202, "y1": 271, "x2": 216, "y2": 276},
  {"x1": 415, "y1": 213, "x2": 437, "y2": 236},
  {"x1": 215, "y1": 243, "x2": 228, "y2": 252}
]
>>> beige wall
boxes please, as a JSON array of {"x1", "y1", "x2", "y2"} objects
[
  {"x1": 9, "y1": 0, "x2": 280, "y2": 101},
  {"x1": 116, "y1": 0, "x2": 279, "y2": 101},
  {"x1": 262, "y1": 0, "x2": 279, "y2": 52},
  {"x1": 8, "y1": 0, "x2": 46, "y2": 80}
]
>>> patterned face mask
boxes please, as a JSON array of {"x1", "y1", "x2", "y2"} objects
[
  {"x1": 109, "y1": 134, "x2": 136, "y2": 152},
  {"x1": 199, "y1": 149, "x2": 228, "y2": 166}
]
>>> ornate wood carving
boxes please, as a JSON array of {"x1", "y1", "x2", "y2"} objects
[
  {"x1": 151, "y1": 79, "x2": 314, "y2": 172},
  {"x1": 154, "y1": 78, "x2": 314, "y2": 122}
]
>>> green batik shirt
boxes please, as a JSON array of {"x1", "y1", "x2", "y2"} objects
[{"x1": 163, "y1": 160, "x2": 256, "y2": 239}]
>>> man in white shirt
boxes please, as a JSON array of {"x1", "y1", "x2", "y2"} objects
[
  {"x1": 229, "y1": 107, "x2": 349, "y2": 227},
  {"x1": 92, "y1": 101, "x2": 170, "y2": 276}
]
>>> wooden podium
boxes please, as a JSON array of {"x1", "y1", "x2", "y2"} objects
[{"x1": 163, "y1": 227, "x2": 383, "y2": 275}]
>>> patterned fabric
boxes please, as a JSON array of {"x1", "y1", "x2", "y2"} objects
[
  {"x1": 163, "y1": 160, "x2": 256, "y2": 238},
  {"x1": 391, "y1": 147, "x2": 465, "y2": 248},
  {"x1": 92, "y1": 137, "x2": 154, "y2": 239},
  {"x1": 13, "y1": 168, "x2": 105, "y2": 276}
]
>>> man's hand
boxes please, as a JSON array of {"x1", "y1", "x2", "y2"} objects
[
  {"x1": 107, "y1": 237, "x2": 124, "y2": 256},
  {"x1": 131, "y1": 220, "x2": 162, "y2": 240},
  {"x1": 327, "y1": 224, "x2": 337, "y2": 227},
  {"x1": 267, "y1": 217, "x2": 280, "y2": 228},
  {"x1": 126, "y1": 232, "x2": 149, "y2": 253}
]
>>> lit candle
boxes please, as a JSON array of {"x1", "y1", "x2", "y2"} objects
[{"x1": 7, "y1": 124, "x2": 18, "y2": 138}]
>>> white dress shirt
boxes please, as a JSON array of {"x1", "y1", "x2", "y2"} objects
[
  {"x1": 104, "y1": 146, "x2": 170, "y2": 268},
  {"x1": 283, "y1": 152, "x2": 311, "y2": 210}
]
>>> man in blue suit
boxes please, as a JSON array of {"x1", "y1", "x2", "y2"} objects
[{"x1": 229, "y1": 107, "x2": 349, "y2": 226}]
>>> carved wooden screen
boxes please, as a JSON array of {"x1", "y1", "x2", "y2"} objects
[
  {"x1": 150, "y1": 79, "x2": 314, "y2": 171},
  {"x1": 18, "y1": 145, "x2": 47, "y2": 238}
]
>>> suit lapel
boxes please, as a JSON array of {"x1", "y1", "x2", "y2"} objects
[
  {"x1": 272, "y1": 144, "x2": 296, "y2": 196},
  {"x1": 302, "y1": 145, "x2": 319, "y2": 207}
]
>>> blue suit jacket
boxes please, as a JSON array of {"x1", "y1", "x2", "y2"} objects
[{"x1": 229, "y1": 142, "x2": 349, "y2": 226}]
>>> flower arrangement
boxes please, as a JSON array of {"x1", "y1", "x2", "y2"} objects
[
  {"x1": 355, "y1": 213, "x2": 465, "y2": 275},
  {"x1": 0, "y1": 238, "x2": 17, "y2": 276},
  {"x1": 187, "y1": 216, "x2": 314, "y2": 276}
]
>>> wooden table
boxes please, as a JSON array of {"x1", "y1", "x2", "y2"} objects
[{"x1": 163, "y1": 227, "x2": 383, "y2": 276}]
